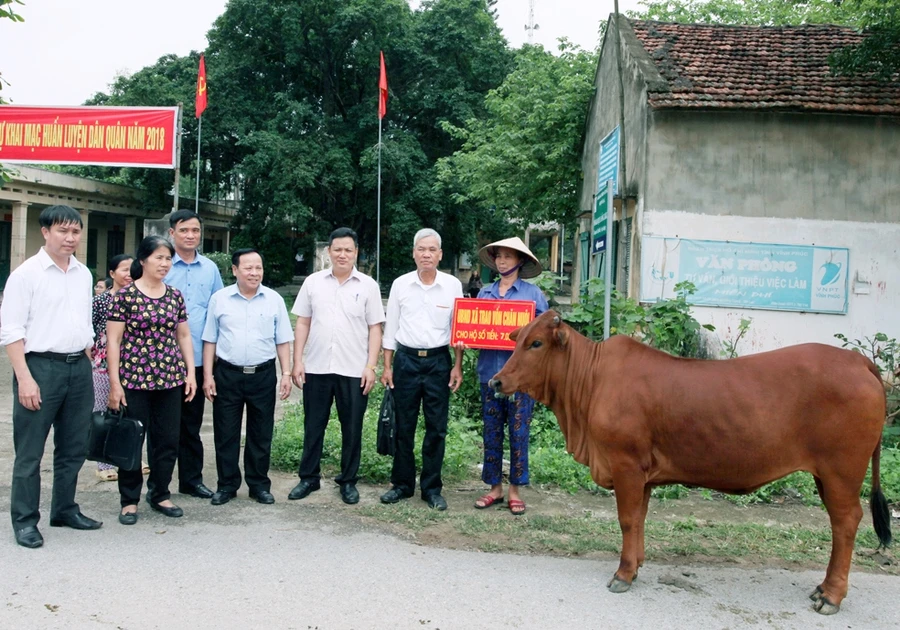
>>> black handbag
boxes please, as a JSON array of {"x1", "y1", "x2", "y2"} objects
[
  {"x1": 376, "y1": 388, "x2": 396, "y2": 457},
  {"x1": 86, "y1": 407, "x2": 146, "y2": 472}
]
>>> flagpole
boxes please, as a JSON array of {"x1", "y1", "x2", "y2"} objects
[
  {"x1": 172, "y1": 103, "x2": 183, "y2": 213},
  {"x1": 194, "y1": 115, "x2": 202, "y2": 214},
  {"x1": 376, "y1": 114, "x2": 382, "y2": 285}
]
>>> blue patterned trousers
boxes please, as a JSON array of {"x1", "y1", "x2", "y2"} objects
[{"x1": 479, "y1": 384, "x2": 535, "y2": 486}]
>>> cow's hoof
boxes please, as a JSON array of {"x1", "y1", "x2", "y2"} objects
[
  {"x1": 813, "y1": 596, "x2": 840, "y2": 615},
  {"x1": 607, "y1": 576, "x2": 632, "y2": 593},
  {"x1": 809, "y1": 586, "x2": 823, "y2": 602}
]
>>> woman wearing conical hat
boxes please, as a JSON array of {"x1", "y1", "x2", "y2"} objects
[{"x1": 471, "y1": 237, "x2": 549, "y2": 515}]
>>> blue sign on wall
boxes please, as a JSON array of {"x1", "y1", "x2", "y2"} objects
[
  {"x1": 640, "y1": 237, "x2": 849, "y2": 314},
  {"x1": 597, "y1": 127, "x2": 619, "y2": 195}
]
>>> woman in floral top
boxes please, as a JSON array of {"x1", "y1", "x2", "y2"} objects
[
  {"x1": 92, "y1": 253, "x2": 133, "y2": 481},
  {"x1": 107, "y1": 236, "x2": 197, "y2": 525}
]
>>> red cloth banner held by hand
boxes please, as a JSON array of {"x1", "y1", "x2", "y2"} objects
[
  {"x1": 379, "y1": 51, "x2": 388, "y2": 119},
  {"x1": 196, "y1": 55, "x2": 208, "y2": 118}
]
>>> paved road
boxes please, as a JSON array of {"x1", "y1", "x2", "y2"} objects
[{"x1": 1, "y1": 355, "x2": 898, "y2": 629}]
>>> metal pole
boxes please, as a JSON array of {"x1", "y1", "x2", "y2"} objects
[
  {"x1": 603, "y1": 182, "x2": 613, "y2": 340},
  {"x1": 172, "y1": 103, "x2": 183, "y2": 213},
  {"x1": 194, "y1": 115, "x2": 202, "y2": 214},
  {"x1": 376, "y1": 114, "x2": 382, "y2": 284}
]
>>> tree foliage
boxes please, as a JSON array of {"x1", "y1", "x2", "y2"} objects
[
  {"x1": 1, "y1": 0, "x2": 25, "y2": 182},
  {"x1": 630, "y1": 0, "x2": 900, "y2": 81},
  {"x1": 437, "y1": 41, "x2": 597, "y2": 237},
  {"x1": 201, "y1": 0, "x2": 513, "y2": 283}
]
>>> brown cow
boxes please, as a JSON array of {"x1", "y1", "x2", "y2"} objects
[{"x1": 489, "y1": 311, "x2": 891, "y2": 615}]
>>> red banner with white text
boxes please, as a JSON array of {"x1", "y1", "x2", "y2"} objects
[
  {"x1": 451, "y1": 298, "x2": 536, "y2": 351},
  {"x1": 0, "y1": 105, "x2": 178, "y2": 168}
]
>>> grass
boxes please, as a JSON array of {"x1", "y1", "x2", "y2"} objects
[{"x1": 354, "y1": 503, "x2": 894, "y2": 571}]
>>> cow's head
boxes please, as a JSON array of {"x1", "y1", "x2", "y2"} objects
[{"x1": 489, "y1": 310, "x2": 569, "y2": 403}]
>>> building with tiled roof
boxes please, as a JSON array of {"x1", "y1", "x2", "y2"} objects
[{"x1": 577, "y1": 15, "x2": 899, "y2": 353}]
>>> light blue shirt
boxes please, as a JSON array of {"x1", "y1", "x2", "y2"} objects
[
  {"x1": 165, "y1": 252, "x2": 224, "y2": 366},
  {"x1": 202, "y1": 284, "x2": 293, "y2": 366}
]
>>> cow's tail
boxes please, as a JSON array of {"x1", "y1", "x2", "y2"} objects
[{"x1": 870, "y1": 436, "x2": 892, "y2": 548}]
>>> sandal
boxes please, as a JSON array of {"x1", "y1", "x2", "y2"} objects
[
  {"x1": 508, "y1": 498, "x2": 526, "y2": 516},
  {"x1": 474, "y1": 494, "x2": 504, "y2": 509},
  {"x1": 95, "y1": 468, "x2": 118, "y2": 482}
]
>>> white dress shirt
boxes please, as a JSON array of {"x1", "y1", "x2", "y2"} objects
[
  {"x1": 0, "y1": 247, "x2": 94, "y2": 353},
  {"x1": 382, "y1": 270, "x2": 463, "y2": 350},
  {"x1": 292, "y1": 267, "x2": 386, "y2": 378}
]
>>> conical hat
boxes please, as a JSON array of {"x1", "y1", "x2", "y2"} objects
[{"x1": 478, "y1": 237, "x2": 542, "y2": 279}]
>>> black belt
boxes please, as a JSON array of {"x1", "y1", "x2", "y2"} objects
[
  {"x1": 396, "y1": 344, "x2": 448, "y2": 358},
  {"x1": 217, "y1": 358, "x2": 275, "y2": 374},
  {"x1": 28, "y1": 351, "x2": 85, "y2": 363}
]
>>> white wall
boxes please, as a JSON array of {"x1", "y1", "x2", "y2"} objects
[{"x1": 643, "y1": 210, "x2": 900, "y2": 354}]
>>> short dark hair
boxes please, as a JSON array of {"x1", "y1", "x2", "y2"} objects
[
  {"x1": 131, "y1": 235, "x2": 175, "y2": 280},
  {"x1": 39, "y1": 205, "x2": 82, "y2": 229},
  {"x1": 329, "y1": 227, "x2": 358, "y2": 247},
  {"x1": 169, "y1": 209, "x2": 203, "y2": 228},
  {"x1": 108, "y1": 253, "x2": 134, "y2": 276},
  {"x1": 232, "y1": 248, "x2": 264, "y2": 267}
]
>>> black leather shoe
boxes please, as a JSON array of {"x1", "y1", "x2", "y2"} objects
[
  {"x1": 340, "y1": 483, "x2": 360, "y2": 505},
  {"x1": 14, "y1": 526, "x2": 43, "y2": 548},
  {"x1": 179, "y1": 483, "x2": 214, "y2": 499},
  {"x1": 49, "y1": 512, "x2": 103, "y2": 530},
  {"x1": 424, "y1": 494, "x2": 448, "y2": 511},
  {"x1": 118, "y1": 510, "x2": 138, "y2": 526},
  {"x1": 149, "y1": 502, "x2": 184, "y2": 518},
  {"x1": 287, "y1": 480, "x2": 320, "y2": 500},
  {"x1": 249, "y1": 489, "x2": 275, "y2": 504},
  {"x1": 380, "y1": 486, "x2": 412, "y2": 504},
  {"x1": 210, "y1": 490, "x2": 237, "y2": 506}
]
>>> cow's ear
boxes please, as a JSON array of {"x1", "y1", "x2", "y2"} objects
[
  {"x1": 509, "y1": 327, "x2": 521, "y2": 341},
  {"x1": 556, "y1": 328, "x2": 569, "y2": 347}
]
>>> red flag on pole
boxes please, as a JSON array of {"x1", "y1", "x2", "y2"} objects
[
  {"x1": 196, "y1": 54, "x2": 208, "y2": 118},
  {"x1": 378, "y1": 51, "x2": 388, "y2": 119}
]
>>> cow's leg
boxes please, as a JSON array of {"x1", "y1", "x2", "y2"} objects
[
  {"x1": 609, "y1": 474, "x2": 647, "y2": 593},
  {"x1": 811, "y1": 474, "x2": 864, "y2": 615},
  {"x1": 635, "y1": 484, "x2": 653, "y2": 575}
]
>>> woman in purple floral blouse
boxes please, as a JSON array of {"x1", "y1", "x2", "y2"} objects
[{"x1": 107, "y1": 236, "x2": 197, "y2": 525}]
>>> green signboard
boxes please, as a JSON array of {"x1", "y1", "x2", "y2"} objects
[{"x1": 593, "y1": 181, "x2": 611, "y2": 254}]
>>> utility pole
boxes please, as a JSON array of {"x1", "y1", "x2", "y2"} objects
[{"x1": 525, "y1": 0, "x2": 538, "y2": 45}]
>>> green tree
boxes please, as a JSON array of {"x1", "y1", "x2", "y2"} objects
[
  {"x1": 438, "y1": 41, "x2": 597, "y2": 235},
  {"x1": 630, "y1": 0, "x2": 899, "y2": 81},
  {"x1": 203, "y1": 0, "x2": 513, "y2": 283},
  {"x1": 1, "y1": 0, "x2": 25, "y2": 182}
]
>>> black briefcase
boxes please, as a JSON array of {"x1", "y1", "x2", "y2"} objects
[
  {"x1": 376, "y1": 388, "x2": 396, "y2": 457},
  {"x1": 86, "y1": 407, "x2": 146, "y2": 472}
]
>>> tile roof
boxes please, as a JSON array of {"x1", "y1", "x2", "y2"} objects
[{"x1": 629, "y1": 20, "x2": 900, "y2": 115}]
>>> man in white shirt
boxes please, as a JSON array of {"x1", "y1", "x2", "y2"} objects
[
  {"x1": 380, "y1": 228, "x2": 463, "y2": 511},
  {"x1": 289, "y1": 228, "x2": 385, "y2": 505},
  {"x1": 0, "y1": 205, "x2": 102, "y2": 548}
]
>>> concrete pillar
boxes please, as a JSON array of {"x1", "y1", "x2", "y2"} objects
[
  {"x1": 224, "y1": 228, "x2": 231, "y2": 253},
  {"x1": 124, "y1": 217, "x2": 137, "y2": 254},
  {"x1": 10, "y1": 201, "x2": 29, "y2": 271},
  {"x1": 76, "y1": 209, "x2": 89, "y2": 264},
  {"x1": 549, "y1": 232, "x2": 559, "y2": 272}
]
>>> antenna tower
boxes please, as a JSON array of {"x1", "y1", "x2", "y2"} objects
[{"x1": 525, "y1": 0, "x2": 538, "y2": 45}]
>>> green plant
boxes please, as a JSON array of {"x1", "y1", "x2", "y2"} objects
[
  {"x1": 529, "y1": 271, "x2": 559, "y2": 300},
  {"x1": 205, "y1": 250, "x2": 235, "y2": 284},
  {"x1": 721, "y1": 317, "x2": 752, "y2": 359},
  {"x1": 643, "y1": 281, "x2": 716, "y2": 358},
  {"x1": 835, "y1": 331, "x2": 900, "y2": 446},
  {"x1": 564, "y1": 278, "x2": 644, "y2": 341}
]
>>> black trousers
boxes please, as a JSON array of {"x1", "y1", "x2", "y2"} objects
[
  {"x1": 177, "y1": 367, "x2": 206, "y2": 487},
  {"x1": 11, "y1": 354, "x2": 92, "y2": 530},
  {"x1": 118, "y1": 387, "x2": 182, "y2": 507},
  {"x1": 390, "y1": 349, "x2": 451, "y2": 498},
  {"x1": 299, "y1": 373, "x2": 368, "y2": 485},
  {"x1": 212, "y1": 362, "x2": 276, "y2": 493}
]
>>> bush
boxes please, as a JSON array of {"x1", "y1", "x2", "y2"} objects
[{"x1": 205, "y1": 251, "x2": 235, "y2": 284}]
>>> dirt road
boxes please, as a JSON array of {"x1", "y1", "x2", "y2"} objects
[{"x1": 1, "y1": 352, "x2": 898, "y2": 629}]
